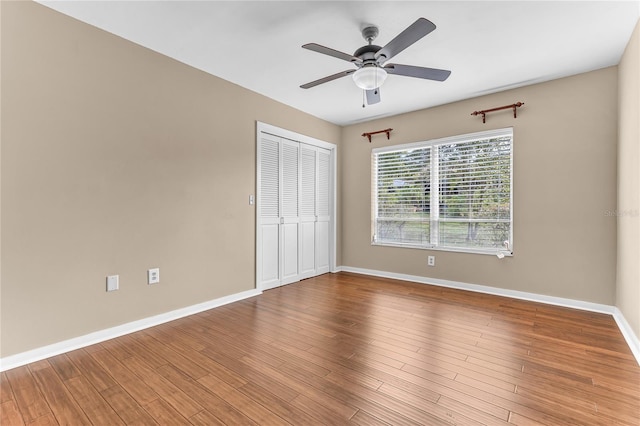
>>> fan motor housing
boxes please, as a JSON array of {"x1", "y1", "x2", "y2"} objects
[{"x1": 354, "y1": 44, "x2": 382, "y2": 62}]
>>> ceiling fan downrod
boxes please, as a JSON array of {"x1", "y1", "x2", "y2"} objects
[{"x1": 361, "y1": 26, "x2": 379, "y2": 45}]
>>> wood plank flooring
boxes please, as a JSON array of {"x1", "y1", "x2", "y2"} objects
[{"x1": 1, "y1": 272, "x2": 639, "y2": 425}]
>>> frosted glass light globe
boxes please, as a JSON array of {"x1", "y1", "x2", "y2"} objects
[{"x1": 352, "y1": 66, "x2": 387, "y2": 90}]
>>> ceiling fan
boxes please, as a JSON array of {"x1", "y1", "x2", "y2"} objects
[{"x1": 300, "y1": 18, "x2": 451, "y2": 106}]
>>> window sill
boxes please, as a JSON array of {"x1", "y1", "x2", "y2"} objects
[{"x1": 371, "y1": 241, "x2": 513, "y2": 257}]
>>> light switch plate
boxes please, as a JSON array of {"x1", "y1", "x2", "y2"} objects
[
  {"x1": 148, "y1": 268, "x2": 160, "y2": 285},
  {"x1": 106, "y1": 275, "x2": 119, "y2": 292}
]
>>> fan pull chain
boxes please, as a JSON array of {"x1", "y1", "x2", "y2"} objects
[{"x1": 362, "y1": 90, "x2": 366, "y2": 108}]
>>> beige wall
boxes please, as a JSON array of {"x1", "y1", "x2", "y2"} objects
[
  {"x1": 341, "y1": 67, "x2": 619, "y2": 305},
  {"x1": 0, "y1": 2, "x2": 340, "y2": 357},
  {"x1": 617, "y1": 19, "x2": 640, "y2": 339}
]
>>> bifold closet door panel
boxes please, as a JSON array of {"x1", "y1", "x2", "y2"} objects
[
  {"x1": 281, "y1": 139, "x2": 300, "y2": 285},
  {"x1": 299, "y1": 145, "x2": 317, "y2": 279},
  {"x1": 316, "y1": 148, "x2": 331, "y2": 274},
  {"x1": 259, "y1": 135, "x2": 281, "y2": 289}
]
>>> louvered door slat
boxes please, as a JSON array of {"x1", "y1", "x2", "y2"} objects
[
  {"x1": 300, "y1": 146, "x2": 316, "y2": 217},
  {"x1": 317, "y1": 148, "x2": 330, "y2": 218},
  {"x1": 260, "y1": 137, "x2": 279, "y2": 219},
  {"x1": 282, "y1": 141, "x2": 299, "y2": 218}
]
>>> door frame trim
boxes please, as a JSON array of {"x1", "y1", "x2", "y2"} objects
[{"x1": 256, "y1": 122, "x2": 337, "y2": 291}]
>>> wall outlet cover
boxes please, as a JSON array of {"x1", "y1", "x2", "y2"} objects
[
  {"x1": 106, "y1": 275, "x2": 119, "y2": 292},
  {"x1": 148, "y1": 268, "x2": 160, "y2": 285}
]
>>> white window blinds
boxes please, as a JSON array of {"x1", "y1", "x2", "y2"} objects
[
  {"x1": 374, "y1": 147, "x2": 431, "y2": 246},
  {"x1": 373, "y1": 128, "x2": 513, "y2": 254}
]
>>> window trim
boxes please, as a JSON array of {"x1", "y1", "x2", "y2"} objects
[{"x1": 372, "y1": 127, "x2": 513, "y2": 256}]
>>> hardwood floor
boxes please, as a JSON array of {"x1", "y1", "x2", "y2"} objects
[{"x1": 1, "y1": 272, "x2": 639, "y2": 425}]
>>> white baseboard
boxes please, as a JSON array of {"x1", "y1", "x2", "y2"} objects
[
  {"x1": 0, "y1": 288, "x2": 262, "y2": 372},
  {"x1": 340, "y1": 266, "x2": 615, "y2": 313},
  {"x1": 613, "y1": 307, "x2": 640, "y2": 363},
  {"x1": 340, "y1": 266, "x2": 640, "y2": 365}
]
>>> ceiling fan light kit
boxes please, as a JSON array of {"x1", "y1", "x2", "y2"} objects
[
  {"x1": 352, "y1": 65, "x2": 387, "y2": 90},
  {"x1": 301, "y1": 18, "x2": 451, "y2": 106}
]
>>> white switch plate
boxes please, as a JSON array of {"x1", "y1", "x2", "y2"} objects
[
  {"x1": 427, "y1": 256, "x2": 435, "y2": 267},
  {"x1": 106, "y1": 275, "x2": 119, "y2": 292},
  {"x1": 249, "y1": 195, "x2": 255, "y2": 205},
  {"x1": 148, "y1": 268, "x2": 160, "y2": 285}
]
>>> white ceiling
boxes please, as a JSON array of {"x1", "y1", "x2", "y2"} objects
[{"x1": 39, "y1": 1, "x2": 639, "y2": 126}]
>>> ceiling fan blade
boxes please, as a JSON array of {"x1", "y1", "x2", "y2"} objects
[
  {"x1": 300, "y1": 70, "x2": 355, "y2": 89},
  {"x1": 366, "y1": 88, "x2": 381, "y2": 105},
  {"x1": 384, "y1": 64, "x2": 451, "y2": 81},
  {"x1": 302, "y1": 43, "x2": 363, "y2": 64},
  {"x1": 375, "y1": 18, "x2": 436, "y2": 63}
]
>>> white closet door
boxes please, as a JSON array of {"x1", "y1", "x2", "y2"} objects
[
  {"x1": 280, "y1": 139, "x2": 300, "y2": 285},
  {"x1": 258, "y1": 135, "x2": 281, "y2": 290},
  {"x1": 299, "y1": 145, "x2": 317, "y2": 279},
  {"x1": 257, "y1": 124, "x2": 335, "y2": 291},
  {"x1": 316, "y1": 148, "x2": 331, "y2": 274}
]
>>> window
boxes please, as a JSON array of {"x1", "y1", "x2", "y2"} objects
[{"x1": 372, "y1": 128, "x2": 512, "y2": 255}]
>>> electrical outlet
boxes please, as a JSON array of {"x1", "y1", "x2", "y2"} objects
[
  {"x1": 148, "y1": 268, "x2": 160, "y2": 285},
  {"x1": 427, "y1": 256, "x2": 435, "y2": 267},
  {"x1": 106, "y1": 275, "x2": 119, "y2": 292}
]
